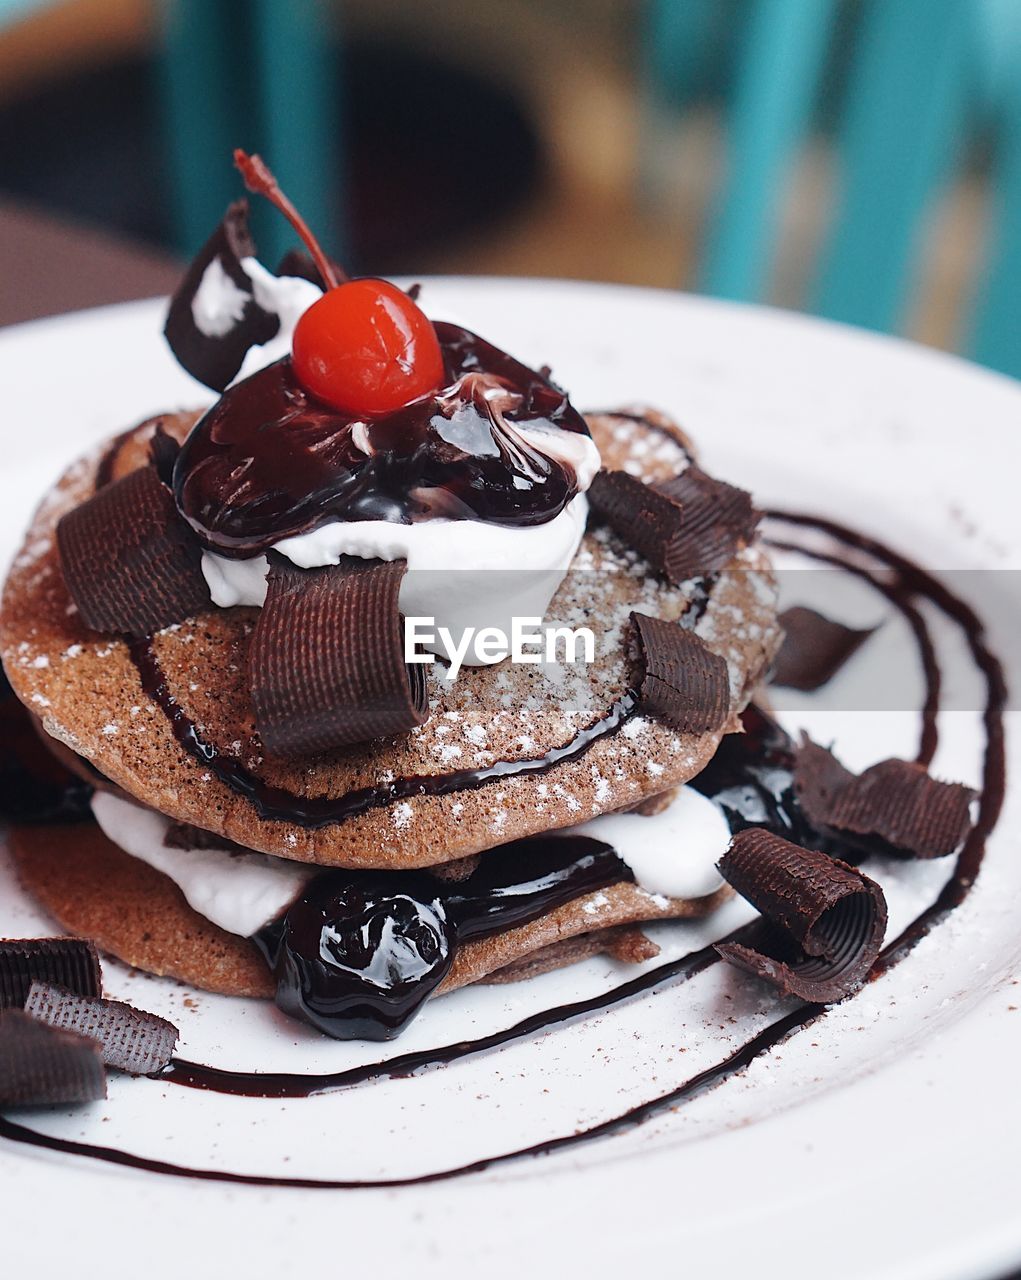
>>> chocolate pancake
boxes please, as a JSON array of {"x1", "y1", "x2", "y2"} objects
[
  {"x1": 7, "y1": 820, "x2": 730, "y2": 999},
  {"x1": 0, "y1": 409, "x2": 780, "y2": 870}
]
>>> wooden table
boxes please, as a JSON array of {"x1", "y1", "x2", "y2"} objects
[{"x1": 0, "y1": 198, "x2": 182, "y2": 327}]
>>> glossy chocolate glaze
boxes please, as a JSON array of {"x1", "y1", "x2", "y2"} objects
[
  {"x1": 254, "y1": 836, "x2": 630, "y2": 1039},
  {"x1": 165, "y1": 933, "x2": 732, "y2": 1097},
  {"x1": 173, "y1": 323, "x2": 592, "y2": 556},
  {"x1": 1, "y1": 512, "x2": 1006, "y2": 1189}
]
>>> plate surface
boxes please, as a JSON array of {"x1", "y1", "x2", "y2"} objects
[{"x1": 1, "y1": 281, "x2": 1019, "y2": 1280}]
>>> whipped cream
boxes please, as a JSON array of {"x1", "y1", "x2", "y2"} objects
[
  {"x1": 191, "y1": 257, "x2": 251, "y2": 339},
  {"x1": 190, "y1": 261, "x2": 601, "y2": 661},
  {"x1": 90, "y1": 792, "x2": 313, "y2": 937},
  {"x1": 90, "y1": 782, "x2": 728, "y2": 943},
  {"x1": 202, "y1": 493, "x2": 591, "y2": 665},
  {"x1": 560, "y1": 785, "x2": 730, "y2": 900}
]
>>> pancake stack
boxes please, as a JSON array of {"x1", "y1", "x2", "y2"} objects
[{"x1": 0, "y1": 177, "x2": 782, "y2": 1041}]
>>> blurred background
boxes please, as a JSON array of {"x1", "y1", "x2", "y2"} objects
[{"x1": 0, "y1": 0, "x2": 1018, "y2": 376}]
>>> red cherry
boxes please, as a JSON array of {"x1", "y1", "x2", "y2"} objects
[
  {"x1": 232, "y1": 152, "x2": 445, "y2": 417},
  {"x1": 292, "y1": 279, "x2": 445, "y2": 416}
]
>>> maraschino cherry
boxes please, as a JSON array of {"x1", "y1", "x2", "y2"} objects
[{"x1": 234, "y1": 150, "x2": 445, "y2": 416}]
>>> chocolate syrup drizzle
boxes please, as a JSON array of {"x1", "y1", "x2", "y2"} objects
[
  {"x1": 173, "y1": 324, "x2": 592, "y2": 556},
  {"x1": 253, "y1": 836, "x2": 632, "y2": 1040},
  {"x1": 127, "y1": 633, "x2": 638, "y2": 828},
  {"x1": 0, "y1": 512, "x2": 1006, "y2": 1188}
]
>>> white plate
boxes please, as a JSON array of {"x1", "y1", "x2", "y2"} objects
[{"x1": 1, "y1": 281, "x2": 1019, "y2": 1280}]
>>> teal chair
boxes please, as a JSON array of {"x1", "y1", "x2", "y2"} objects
[
  {"x1": 646, "y1": 0, "x2": 1021, "y2": 379},
  {"x1": 159, "y1": 0, "x2": 343, "y2": 265}
]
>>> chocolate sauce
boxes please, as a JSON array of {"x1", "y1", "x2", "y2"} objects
[
  {"x1": 767, "y1": 535, "x2": 941, "y2": 767},
  {"x1": 766, "y1": 511, "x2": 1007, "y2": 975},
  {"x1": 173, "y1": 324, "x2": 591, "y2": 556},
  {"x1": 586, "y1": 408, "x2": 696, "y2": 464},
  {"x1": 690, "y1": 704, "x2": 927, "y2": 864},
  {"x1": 127, "y1": 632, "x2": 637, "y2": 828},
  {"x1": 0, "y1": 1000, "x2": 815, "y2": 1189},
  {"x1": 1, "y1": 512, "x2": 1006, "y2": 1188},
  {"x1": 254, "y1": 836, "x2": 631, "y2": 1039},
  {"x1": 166, "y1": 933, "x2": 731, "y2": 1096},
  {"x1": 0, "y1": 668, "x2": 93, "y2": 824}
]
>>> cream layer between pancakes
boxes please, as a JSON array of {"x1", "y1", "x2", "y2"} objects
[{"x1": 90, "y1": 787, "x2": 730, "y2": 938}]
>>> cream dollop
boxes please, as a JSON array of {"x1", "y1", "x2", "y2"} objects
[
  {"x1": 560, "y1": 785, "x2": 730, "y2": 900},
  {"x1": 90, "y1": 792, "x2": 312, "y2": 937},
  {"x1": 202, "y1": 493, "x2": 591, "y2": 665},
  {"x1": 192, "y1": 263, "x2": 600, "y2": 660}
]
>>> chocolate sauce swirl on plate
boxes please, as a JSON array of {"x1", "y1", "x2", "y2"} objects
[{"x1": 0, "y1": 513, "x2": 1007, "y2": 1188}]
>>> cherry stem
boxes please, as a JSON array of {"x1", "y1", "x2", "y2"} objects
[{"x1": 234, "y1": 149, "x2": 347, "y2": 290}]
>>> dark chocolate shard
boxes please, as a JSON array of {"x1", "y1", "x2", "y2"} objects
[
  {"x1": 589, "y1": 465, "x2": 760, "y2": 583},
  {"x1": 0, "y1": 938, "x2": 101, "y2": 1010},
  {"x1": 772, "y1": 606, "x2": 876, "y2": 691},
  {"x1": 24, "y1": 983, "x2": 179, "y2": 1076},
  {"x1": 0, "y1": 1009, "x2": 106, "y2": 1106},
  {"x1": 654, "y1": 466, "x2": 760, "y2": 576},
  {"x1": 57, "y1": 464, "x2": 210, "y2": 635},
  {"x1": 631, "y1": 612, "x2": 730, "y2": 734},
  {"x1": 793, "y1": 739, "x2": 975, "y2": 859},
  {"x1": 149, "y1": 422, "x2": 183, "y2": 486},
  {"x1": 249, "y1": 554, "x2": 429, "y2": 760},
  {"x1": 164, "y1": 199, "x2": 281, "y2": 391},
  {"x1": 715, "y1": 827, "x2": 887, "y2": 1002},
  {"x1": 275, "y1": 248, "x2": 344, "y2": 291}
]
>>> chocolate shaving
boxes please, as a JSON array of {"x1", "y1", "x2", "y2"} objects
[
  {"x1": 0, "y1": 938, "x2": 101, "y2": 1009},
  {"x1": 249, "y1": 555, "x2": 429, "y2": 760},
  {"x1": 275, "y1": 248, "x2": 346, "y2": 291},
  {"x1": 57, "y1": 464, "x2": 210, "y2": 635},
  {"x1": 772, "y1": 606, "x2": 876, "y2": 691},
  {"x1": 24, "y1": 982, "x2": 179, "y2": 1076},
  {"x1": 794, "y1": 739, "x2": 975, "y2": 858},
  {"x1": 149, "y1": 422, "x2": 182, "y2": 486},
  {"x1": 631, "y1": 612, "x2": 730, "y2": 734},
  {"x1": 589, "y1": 465, "x2": 760, "y2": 583},
  {"x1": 0, "y1": 1009, "x2": 106, "y2": 1106},
  {"x1": 715, "y1": 827, "x2": 887, "y2": 1002},
  {"x1": 164, "y1": 199, "x2": 280, "y2": 391}
]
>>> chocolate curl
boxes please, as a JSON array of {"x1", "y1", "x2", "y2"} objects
[
  {"x1": 631, "y1": 612, "x2": 730, "y2": 734},
  {"x1": 164, "y1": 200, "x2": 281, "y2": 391},
  {"x1": 772, "y1": 606, "x2": 876, "y2": 691},
  {"x1": 57, "y1": 465, "x2": 210, "y2": 635},
  {"x1": 794, "y1": 739, "x2": 975, "y2": 859},
  {"x1": 589, "y1": 465, "x2": 760, "y2": 583},
  {"x1": 0, "y1": 938, "x2": 101, "y2": 1010},
  {"x1": 24, "y1": 983, "x2": 179, "y2": 1076},
  {"x1": 716, "y1": 827, "x2": 887, "y2": 1002},
  {"x1": 249, "y1": 555, "x2": 429, "y2": 760},
  {"x1": 0, "y1": 1009, "x2": 106, "y2": 1106}
]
